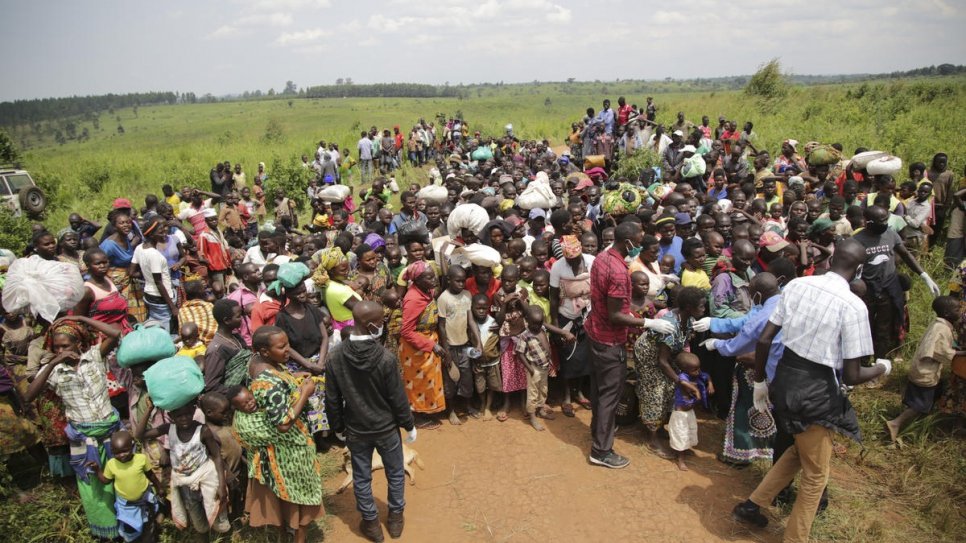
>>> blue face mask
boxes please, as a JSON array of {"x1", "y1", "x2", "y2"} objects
[{"x1": 626, "y1": 240, "x2": 643, "y2": 259}]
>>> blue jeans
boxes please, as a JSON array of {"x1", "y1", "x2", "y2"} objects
[{"x1": 346, "y1": 431, "x2": 406, "y2": 521}]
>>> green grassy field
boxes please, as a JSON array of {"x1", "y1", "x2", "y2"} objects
[
  {"x1": 10, "y1": 76, "x2": 966, "y2": 231},
  {"x1": 2, "y1": 76, "x2": 965, "y2": 542}
]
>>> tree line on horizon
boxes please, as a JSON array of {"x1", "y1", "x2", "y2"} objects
[{"x1": 1, "y1": 63, "x2": 962, "y2": 129}]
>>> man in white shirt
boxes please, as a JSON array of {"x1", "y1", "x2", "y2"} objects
[
  {"x1": 733, "y1": 238, "x2": 889, "y2": 543},
  {"x1": 358, "y1": 131, "x2": 373, "y2": 182}
]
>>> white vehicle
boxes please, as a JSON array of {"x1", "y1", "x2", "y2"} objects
[{"x1": 0, "y1": 169, "x2": 47, "y2": 217}]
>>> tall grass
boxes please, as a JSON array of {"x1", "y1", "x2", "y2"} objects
[{"x1": 11, "y1": 77, "x2": 964, "y2": 229}]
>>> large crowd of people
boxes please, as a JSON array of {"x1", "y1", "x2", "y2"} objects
[{"x1": 0, "y1": 97, "x2": 963, "y2": 543}]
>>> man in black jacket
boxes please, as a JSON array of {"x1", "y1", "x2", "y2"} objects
[{"x1": 326, "y1": 301, "x2": 416, "y2": 542}]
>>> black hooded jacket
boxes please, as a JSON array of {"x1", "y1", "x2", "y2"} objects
[{"x1": 324, "y1": 337, "x2": 414, "y2": 440}]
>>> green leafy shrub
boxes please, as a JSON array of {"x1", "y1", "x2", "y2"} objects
[
  {"x1": 0, "y1": 208, "x2": 35, "y2": 254},
  {"x1": 613, "y1": 150, "x2": 660, "y2": 182},
  {"x1": 268, "y1": 156, "x2": 314, "y2": 213}
]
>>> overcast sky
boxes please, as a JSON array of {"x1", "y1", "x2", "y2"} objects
[{"x1": 2, "y1": 0, "x2": 964, "y2": 102}]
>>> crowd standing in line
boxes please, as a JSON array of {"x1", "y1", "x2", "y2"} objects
[{"x1": 0, "y1": 97, "x2": 963, "y2": 543}]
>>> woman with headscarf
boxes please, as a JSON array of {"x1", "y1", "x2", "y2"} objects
[
  {"x1": 479, "y1": 219, "x2": 513, "y2": 258},
  {"x1": 773, "y1": 139, "x2": 806, "y2": 175},
  {"x1": 313, "y1": 248, "x2": 361, "y2": 342},
  {"x1": 398, "y1": 261, "x2": 448, "y2": 429},
  {"x1": 549, "y1": 235, "x2": 593, "y2": 415},
  {"x1": 274, "y1": 264, "x2": 330, "y2": 445},
  {"x1": 24, "y1": 315, "x2": 124, "y2": 540},
  {"x1": 57, "y1": 231, "x2": 86, "y2": 275},
  {"x1": 99, "y1": 210, "x2": 146, "y2": 322},
  {"x1": 351, "y1": 243, "x2": 392, "y2": 301}
]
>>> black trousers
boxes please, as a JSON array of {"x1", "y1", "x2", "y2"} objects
[{"x1": 589, "y1": 341, "x2": 627, "y2": 458}]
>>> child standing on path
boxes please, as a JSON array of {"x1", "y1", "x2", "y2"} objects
[
  {"x1": 669, "y1": 352, "x2": 712, "y2": 471},
  {"x1": 437, "y1": 266, "x2": 483, "y2": 425},
  {"x1": 516, "y1": 306, "x2": 555, "y2": 431},
  {"x1": 135, "y1": 401, "x2": 230, "y2": 535},
  {"x1": 88, "y1": 430, "x2": 163, "y2": 543}
]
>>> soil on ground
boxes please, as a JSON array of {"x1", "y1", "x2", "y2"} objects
[{"x1": 323, "y1": 406, "x2": 785, "y2": 542}]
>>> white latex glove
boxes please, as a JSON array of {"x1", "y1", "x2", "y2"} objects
[
  {"x1": 752, "y1": 381, "x2": 770, "y2": 412},
  {"x1": 644, "y1": 318, "x2": 675, "y2": 335},
  {"x1": 405, "y1": 428, "x2": 417, "y2": 444},
  {"x1": 920, "y1": 272, "x2": 941, "y2": 297},
  {"x1": 701, "y1": 338, "x2": 718, "y2": 351},
  {"x1": 875, "y1": 358, "x2": 893, "y2": 377},
  {"x1": 335, "y1": 432, "x2": 345, "y2": 442},
  {"x1": 692, "y1": 317, "x2": 711, "y2": 333},
  {"x1": 662, "y1": 273, "x2": 681, "y2": 284}
]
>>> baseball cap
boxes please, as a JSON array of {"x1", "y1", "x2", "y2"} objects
[
  {"x1": 202, "y1": 208, "x2": 218, "y2": 218},
  {"x1": 682, "y1": 145, "x2": 697, "y2": 153},
  {"x1": 112, "y1": 198, "x2": 133, "y2": 210},
  {"x1": 760, "y1": 231, "x2": 790, "y2": 252},
  {"x1": 788, "y1": 176, "x2": 805, "y2": 188},
  {"x1": 673, "y1": 130, "x2": 684, "y2": 137},
  {"x1": 529, "y1": 208, "x2": 547, "y2": 220},
  {"x1": 674, "y1": 212, "x2": 692, "y2": 226}
]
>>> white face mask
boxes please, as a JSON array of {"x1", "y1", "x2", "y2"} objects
[{"x1": 366, "y1": 323, "x2": 384, "y2": 340}]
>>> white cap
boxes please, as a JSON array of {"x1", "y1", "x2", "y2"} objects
[
  {"x1": 682, "y1": 145, "x2": 697, "y2": 153},
  {"x1": 673, "y1": 130, "x2": 684, "y2": 137}
]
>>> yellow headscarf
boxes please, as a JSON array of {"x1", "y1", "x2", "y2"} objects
[{"x1": 312, "y1": 247, "x2": 346, "y2": 287}]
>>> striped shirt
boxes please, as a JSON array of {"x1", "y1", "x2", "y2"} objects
[{"x1": 769, "y1": 273, "x2": 873, "y2": 369}]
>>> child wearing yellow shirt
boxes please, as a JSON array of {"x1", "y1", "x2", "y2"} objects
[
  {"x1": 89, "y1": 430, "x2": 163, "y2": 542},
  {"x1": 680, "y1": 238, "x2": 711, "y2": 291}
]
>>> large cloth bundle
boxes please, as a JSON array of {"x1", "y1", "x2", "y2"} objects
[
  {"x1": 117, "y1": 324, "x2": 177, "y2": 368},
  {"x1": 867, "y1": 156, "x2": 903, "y2": 176},
  {"x1": 143, "y1": 356, "x2": 204, "y2": 411},
  {"x1": 805, "y1": 144, "x2": 843, "y2": 166},
  {"x1": 602, "y1": 183, "x2": 646, "y2": 216},
  {"x1": 583, "y1": 155, "x2": 606, "y2": 169},
  {"x1": 2, "y1": 255, "x2": 85, "y2": 322},
  {"x1": 516, "y1": 172, "x2": 556, "y2": 210},
  {"x1": 459, "y1": 243, "x2": 501, "y2": 268},
  {"x1": 447, "y1": 203, "x2": 490, "y2": 238},
  {"x1": 470, "y1": 147, "x2": 493, "y2": 161},
  {"x1": 417, "y1": 185, "x2": 448, "y2": 204},
  {"x1": 850, "y1": 150, "x2": 888, "y2": 170},
  {"x1": 318, "y1": 185, "x2": 351, "y2": 203}
]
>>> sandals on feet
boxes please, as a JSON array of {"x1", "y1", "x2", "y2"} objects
[
  {"x1": 496, "y1": 411, "x2": 508, "y2": 422},
  {"x1": 561, "y1": 403, "x2": 575, "y2": 417},
  {"x1": 416, "y1": 418, "x2": 441, "y2": 430},
  {"x1": 536, "y1": 407, "x2": 556, "y2": 420},
  {"x1": 577, "y1": 398, "x2": 592, "y2": 410}
]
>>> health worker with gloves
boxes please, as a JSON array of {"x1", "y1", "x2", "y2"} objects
[
  {"x1": 585, "y1": 222, "x2": 676, "y2": 470},
  {"x1": 731, "y1": 239, "x2": 891, "y2": 543}
]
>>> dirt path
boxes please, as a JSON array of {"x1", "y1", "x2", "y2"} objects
[{"x1": 323, "y1": 408, "x2": 783, "y2": 542}]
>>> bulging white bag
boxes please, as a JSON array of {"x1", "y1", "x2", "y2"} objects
[
  {"x1": 866, "y1": 156, "x2": 903, "y2": 176},
  {"x1": 447, "y1": 203, "x2": 490, "y2": 238},
  {"x1": 417, "y1": 185, "x2": 448, "y2": 204},
  {"x1": 459, "y1": 243, "x2": 501, "y2": 268},
  {"x1": 517, "y1": 172, "x2": 556, "y2": 210},
  {"x1": 2, "y1": 255, "x2": 85, "y2": 322},
  {"x1": 318, "y1": 185, "x2": 351, "y2": 203}
]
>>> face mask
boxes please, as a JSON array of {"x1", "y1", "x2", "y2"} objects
[
  {"x1": 866, "y1": 222, "x2": 888, "y2": 235},
  {"x1": 366, "y1": 323, "x2": 384, "y2": 339},
  {"x1": 751, "y1": 292, "x2": 763, "y2": 307},
  {"x1": 626, "y1": 240, "x2": 643, "y2": 260}
]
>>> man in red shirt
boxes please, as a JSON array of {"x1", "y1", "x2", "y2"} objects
[
  {"x1": 585, "y1": 221, "x2": 674, "y2": 469},
  {"x1": 616, "y1": 96, "x2": 634, "y2": 127}
]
